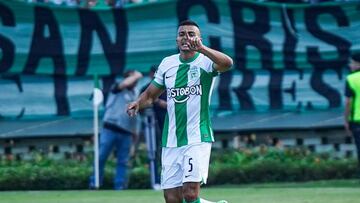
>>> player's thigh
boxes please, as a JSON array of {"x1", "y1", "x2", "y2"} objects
[
  {"x1": 161, "y1": 147, "x2": 183, "y2": 189},
  {"x1": 182, "y1": 143, "x2": 212, "y2": 183}
]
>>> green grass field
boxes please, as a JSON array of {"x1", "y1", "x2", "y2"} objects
[{"x1": 1, "y1": 180, "x2": 360, "y2": 203}]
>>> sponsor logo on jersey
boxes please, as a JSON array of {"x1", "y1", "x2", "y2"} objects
[{"x1": 167, "y1": 84, "x2": 202, "y2": 103}]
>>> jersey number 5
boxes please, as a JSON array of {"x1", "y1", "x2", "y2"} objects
[{"x1": 188, "y1": 158, "x2": 193, "y2": 172}]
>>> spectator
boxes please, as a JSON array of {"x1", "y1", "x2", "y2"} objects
[
  {"x1": 89, "y1": 70, "x2": 143, "y2": 190},
  {"x1": 344, "y1": 53, "x2": 360, "y2": 168},
  {"x1": 27, "y1": 0, "x2": 49, "y2": 3},
  {"x1": 84, "y1": 0, "x2": 98, "y2": 8},
  {"x1": 107, "y1": 0, "x2": 128, "y2": 7},
  {"x1": 112, "y1": 0, "x2": 144, "y2": 7},
  {"x1": 51, "y1": 0, "x2": 64, "y2": 5},
  {"x1": 65, "y1": 0, "x2": 81, "y2": 6},
  {"x1": 27, "y1": 0, "x2": 83, "y2": 6},
  {"x1": 141, "y1": 65, "x2": 167, "y2": 137},
  {"x1": 140, "y1": 65, "x2": 167, "y2": 188},
  {"x1": 85, "y1": 0, "x2": 113, "y2": 9}
]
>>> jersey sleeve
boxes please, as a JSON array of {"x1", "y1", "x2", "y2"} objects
[
  {"x1": 152, "y1": 58, "x2": 166, "y2": 89},
  {"x1": 203, "y1": 55, "x2": 219, "y2": 77}
]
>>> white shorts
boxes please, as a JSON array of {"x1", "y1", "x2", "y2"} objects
[{"x1": 161, "y1": 142, "x2": 212, "y2": 190}]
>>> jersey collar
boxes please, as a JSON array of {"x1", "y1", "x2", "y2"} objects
[{"x1": 179, "y1": 52, "x2": 200, "y2": 64}]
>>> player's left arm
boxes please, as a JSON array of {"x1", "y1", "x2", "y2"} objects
[{"x1": 189, "y1": 36, "x2": 233, "y2": 72}]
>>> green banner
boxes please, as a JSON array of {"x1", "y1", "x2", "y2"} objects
[
  {"x1": 0, "y1": 0, "x2": 359, "y2": 75},
  {"x1": 0, "y1": 0, "x2": 359, "y2": 120}
]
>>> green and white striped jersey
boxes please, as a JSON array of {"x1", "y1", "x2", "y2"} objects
[{"x1": 152, "y1": 52, "x2": 218, "y2": 148}]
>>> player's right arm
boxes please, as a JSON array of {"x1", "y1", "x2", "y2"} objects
[{"x1": 127, "y1": 83, "x2": 164, "y2": 117}]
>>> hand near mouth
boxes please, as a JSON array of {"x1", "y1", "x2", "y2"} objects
[{"x1": 187, "y1": 36, "x2": 203, "y2": 51}]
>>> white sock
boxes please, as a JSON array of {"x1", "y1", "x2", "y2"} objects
[
  {"x1": 200, "y1": 199, "x2": 228, "y2": 203},
  {"x1": 200, "y1": 198, "x2": 214, "y2": 203}
]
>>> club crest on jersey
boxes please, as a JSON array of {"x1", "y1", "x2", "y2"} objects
[
  {"x1": 189, "y1": 66, "x2": 200, "y2": 81},
  {"x1": 167, "y1": 85, "x2": 202, "y2": 103}
]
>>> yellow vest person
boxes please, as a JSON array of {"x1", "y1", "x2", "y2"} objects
[{"x1": 344, "y1": 53, "x2": 360, "y2": 167}]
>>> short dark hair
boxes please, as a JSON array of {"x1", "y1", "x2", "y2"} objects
[
  {"x1": 351, "y1": 53, "x2": 360, "y2": 62},
  {"x1": 179, "y1": 20, "x2": 199, "y2": 29}
]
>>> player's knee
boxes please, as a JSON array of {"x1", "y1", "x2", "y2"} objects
[
  {"x1": 164, "y1": 192, "x2": 182, "y2": 203},
  {"x1": 182, "y1": 189, "x2": 198, "y2": 202}
]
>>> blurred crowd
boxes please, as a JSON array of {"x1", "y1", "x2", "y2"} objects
[
  {"x1": 24, "y1": 0, "x2": 159, "y2": 8},
  {"x1": 23, "y1": 0, "x2": 359, "y2": 8},
  {"x1": 262, "y1": 0, "x2": 358, "y2": 3}
]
